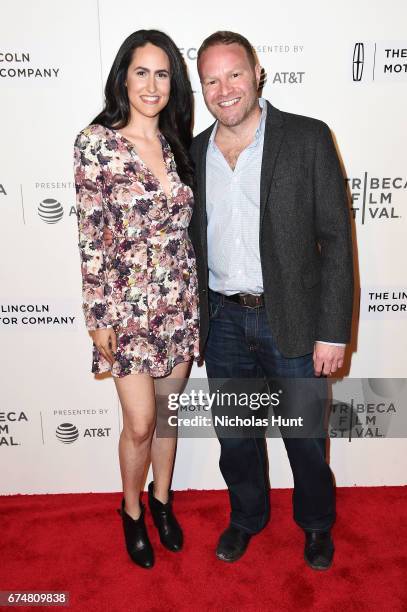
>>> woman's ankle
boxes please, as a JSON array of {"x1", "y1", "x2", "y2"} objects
[
  {"x1": 150, "y1": 481, "x2": 169, "y2": 504},
  {"x1": 123, "y1": 498, "x2": 141, "y2": 520}
]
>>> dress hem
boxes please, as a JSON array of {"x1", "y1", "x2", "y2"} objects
[{"x1": 92, "y1": 351, "x2": 200, "y2": 379}]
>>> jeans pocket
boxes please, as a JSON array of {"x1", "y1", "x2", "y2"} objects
[{"x1": 209, "y1": 300, "x2": 221, "y2": 320}]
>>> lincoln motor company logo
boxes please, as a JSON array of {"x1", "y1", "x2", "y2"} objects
[
  {"x1": 351, "y1": 40, "x2": 407, "y2": 83},
  {"x1": 353, "y1": 43, "x2": 364, "y2": 81},
  {"x1": 0, "y1": 51, "x2": 60, "y2": 79}
]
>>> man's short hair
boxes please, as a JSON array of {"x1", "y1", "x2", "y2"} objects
[{"x1": 197, "y1": 31, "x2": 256, "y2": 70}]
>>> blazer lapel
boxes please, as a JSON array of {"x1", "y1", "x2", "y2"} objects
[
  {"x1": 196, "y1": 125, "x2": 213, "y2": 265},
  {"x1": 260, "y1": 102, "x2": 285, "y2": 226}
]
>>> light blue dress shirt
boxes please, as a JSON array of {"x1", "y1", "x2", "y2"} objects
[{"x1": 206, "y1": 98, "x2": 267, "y2": 296}]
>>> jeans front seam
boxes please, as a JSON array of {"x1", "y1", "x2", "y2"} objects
[{"x1": 252, "y1": 435, "x2": 270, "y2": 531}]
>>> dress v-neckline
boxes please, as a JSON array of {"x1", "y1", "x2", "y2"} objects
[{"x1": 113, "y1": 129, "x2": 173, "y2": 199}]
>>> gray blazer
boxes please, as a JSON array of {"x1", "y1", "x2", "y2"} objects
[{"x1": 188, "y1": 101, "x2": 354, "y2": 358}]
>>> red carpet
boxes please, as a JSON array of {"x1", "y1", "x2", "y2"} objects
[{"x1": 1, "y1": 487, "x2": 406, "y2": 611}]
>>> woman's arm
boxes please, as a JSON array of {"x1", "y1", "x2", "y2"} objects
[{"x1": 74, "y1": 129, "x2": 116, "y2": 364}]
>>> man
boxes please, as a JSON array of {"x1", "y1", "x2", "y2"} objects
[{"x1": 188, "y1": 31, "x2": 354, "y2": 570}]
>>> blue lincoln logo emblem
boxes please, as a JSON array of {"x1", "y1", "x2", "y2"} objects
[{"x1": 353, "y1": 43, "x2": 364, "y2": 81}]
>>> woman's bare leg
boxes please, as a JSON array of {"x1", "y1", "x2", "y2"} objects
[
  {"x1": 114, "y1": 373, "x2": 156, "y2": 519},
  {"x1": 151, "y1": 360, "x2": 191, "y2": 503}
]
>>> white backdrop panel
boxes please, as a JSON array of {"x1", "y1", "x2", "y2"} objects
[{"x1": 1, "y1": 0, "x2": 406, "y2": 493}]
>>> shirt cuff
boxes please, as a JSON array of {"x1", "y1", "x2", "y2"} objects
[{"x1": 316, "y1": 341, "x2": 346, "y2": 347}]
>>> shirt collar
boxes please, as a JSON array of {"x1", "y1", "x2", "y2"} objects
[{"x1": 209, "y1": 97, "x2": 268, "y2": 149}]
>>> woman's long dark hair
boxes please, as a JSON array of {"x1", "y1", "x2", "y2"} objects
[{"x1": 92, "y1": 30, "x2": 194, "y2": 187}]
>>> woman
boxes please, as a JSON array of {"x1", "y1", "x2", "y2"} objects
[{"x1": 74, "y1": 30, "x2": 199, "y2": 569}]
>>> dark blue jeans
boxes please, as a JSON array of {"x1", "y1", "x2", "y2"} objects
[{"x1": 205, "y1": 290, "x2": 335, "y2": 534}]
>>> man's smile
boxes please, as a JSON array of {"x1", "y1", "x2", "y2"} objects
[{"x1": 218, "y1": 97, "x2": 241, "y2": 108}]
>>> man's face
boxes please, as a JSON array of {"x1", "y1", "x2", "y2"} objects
[{"x1": 198, "y1": 43, "x2": 261, "y2": 127}]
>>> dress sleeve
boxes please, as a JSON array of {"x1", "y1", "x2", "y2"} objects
[{"x1": 74, "y1": 129, "x2": 112, "y2": 330}]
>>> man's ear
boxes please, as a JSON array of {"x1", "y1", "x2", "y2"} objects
[{"x1": 255, "y1": 63, "x2": 261, "y2": 89}]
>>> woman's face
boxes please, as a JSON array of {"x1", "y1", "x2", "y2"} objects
[{"x1": 125, "y1": 43, "x2": 171, "y2": 120}]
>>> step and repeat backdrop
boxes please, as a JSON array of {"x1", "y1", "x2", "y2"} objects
[{"x1": 1, "y1": 0, "x2": 406, "y2": 493}]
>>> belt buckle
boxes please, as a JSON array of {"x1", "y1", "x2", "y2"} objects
[
  {"x1": 240, "y1": 294, "x2": 254, "y2": 308},
  {"x1": 240, "y1": 294, "x2": 262, "y2": 308}
]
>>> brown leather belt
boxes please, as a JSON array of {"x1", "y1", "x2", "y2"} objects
[{"x1": 224, "y1": 292, "x2": 264, "y2": 308}]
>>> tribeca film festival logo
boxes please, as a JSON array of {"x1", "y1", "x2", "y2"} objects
[
  {"x1": 329, "y1": 379, "x2": 406, "y2": 439},
  {"x1": 0, "y1": 411, "x2": 28, "y2": 447},
  {"x1": 0, "y1": 51, "x2": 60, "y2": 80},
  {"x1": 329, "y1": 399, "x2": 396, "y2": 438},
  {"x1": 352, "y1": 41, "x2": 407, "y2": 83},
  {"x1": 0, "y1": 303, "x2": 76, "y2": 328},
  {"x1": 346, "y1": 174, "x2": 406, "y2": 224},
  {"x1": 55, "y1": 423, "x2": 111, "y2": 444}
]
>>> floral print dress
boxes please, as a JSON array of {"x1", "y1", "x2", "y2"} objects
[{"x1": 74, "y1": 124, "x2": 200, "y2": 378}]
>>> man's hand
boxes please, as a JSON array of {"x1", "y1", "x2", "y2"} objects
[
  {"x1": 313, "y1": 342, "x2": 345, "y2": 376},
  {"x1": 89, "y1": 328, "x2": 117, "y2": 365},
  {"x1": 103, "y1": 226, "x2": 113, "y2": 247}
]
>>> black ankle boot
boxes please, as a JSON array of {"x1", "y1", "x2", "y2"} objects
[
  {"x1": 117, "y1": 499, "x2": 154, "y2": 568},
  {"x1": 148, "y1": 481, "x2": 183, "y2": 552}
]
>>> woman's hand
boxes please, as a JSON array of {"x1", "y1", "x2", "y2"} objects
[{"x1": 89, "y1": 328, "x2": 117, "y2": 365}]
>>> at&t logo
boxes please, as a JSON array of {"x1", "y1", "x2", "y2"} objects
[
  {"x1": 56, "y1": 423, "x2": 79, "y2": 444},
  {"x1": 55, "y1": 423, "x2": 111, "y2": 443},
  {"x1": 38, "y1": 198, "x2": 64, "y2": 224}
]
